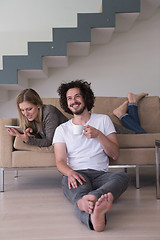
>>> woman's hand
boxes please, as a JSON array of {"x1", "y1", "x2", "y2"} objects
[
  {"x1": 7, "y1": 127, "x2": 34, "y2": 142},
  {"x1": 25, "y1": 128, "x2": 34, "y2": 137}
]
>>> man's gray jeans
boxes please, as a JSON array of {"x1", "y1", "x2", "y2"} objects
[{"x1": 62, "y1": 169, "x2": 130, "y2": 230}]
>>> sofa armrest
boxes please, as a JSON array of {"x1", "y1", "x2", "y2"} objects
[{"x1": 0, "y1": 118, "x2": 17, "y2": 167}]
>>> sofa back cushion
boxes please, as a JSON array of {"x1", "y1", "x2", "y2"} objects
[
  {"x1": 42, "y1": 98, "x2": 72, "y2": 120},
  {"x1": 92, "y1": 96, "x2": 160, "y2": 133}
]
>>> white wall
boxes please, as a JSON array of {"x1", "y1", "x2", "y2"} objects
[{"x1": 0, "y1": 1, "x2": 160, "y2": 118}]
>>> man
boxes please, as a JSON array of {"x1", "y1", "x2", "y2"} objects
[{"x1": 53, "y1": 80, "x2": 129, "y2": 232}]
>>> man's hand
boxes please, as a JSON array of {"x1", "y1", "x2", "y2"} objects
[
  {"x1": 83, "y1": 125, "x2": 100, "y2": 139},
  {"x1": 68, "y1": 170, "x2": 86, "y2": 189}
]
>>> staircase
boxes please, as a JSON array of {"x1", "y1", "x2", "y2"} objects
[{"x1": 0, "y1": 0, "x2": 160, "y2": 101}]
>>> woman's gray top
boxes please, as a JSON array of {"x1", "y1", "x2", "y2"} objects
[{"x1": 26, "y1": 104, "x2": 68, "y2": 147}]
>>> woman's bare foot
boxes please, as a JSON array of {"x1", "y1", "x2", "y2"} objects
[
  {"x1": 113, "y1": 100, "x2": 128, "y2": 119},
  {"x1": 77, "y1": 195, "x2": 97, "y2": 214},
  {"x1": 90, "y1": 193, "x2": 114, "y2": 232},
  {"x1": 127, "y1": 92, "x2": 148, "y2": 104}
]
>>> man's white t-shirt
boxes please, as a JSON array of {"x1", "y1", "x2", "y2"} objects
[{"x1": 53, "y1": 113, "x2": 116, "y2": 172}]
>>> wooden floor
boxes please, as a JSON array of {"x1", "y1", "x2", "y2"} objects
[{"x1": 0, "y1": 167, "x2": 160, "y2": 240}]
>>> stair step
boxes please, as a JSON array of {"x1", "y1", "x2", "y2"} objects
[
  {"x1": 67, "y1": 42, "x2": 90, "y2": 56},
  {"x1": 91, "y1": 28, "x2": 115, "y2": 45},
  {"x1": 139, "y1": 0, "x2": 160, "y2": 20},
  {"x1": 0, "y1": 88, "x2": 8, "y2": 102},
  {"x1": 115, "y1": 13, "x2": 140, "y2": 32}
]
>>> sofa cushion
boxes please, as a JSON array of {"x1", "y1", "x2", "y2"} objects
[
  {"x1": 117, "y1": 133, "x2": 160, "y2": 148},
  {"x1": 14, "y1": 137, "x2": 54, "y2": 153},
  {"x1": 114, "y1": 122, "x2": 134, "y2": 134},
  {"x1": 12, "y1": 151, "x2": 55, "y2": 167},
  {"x1": 0, "y1": 118, "x2": 17, "y2": 167},
  {"x1": 138, "y1": 96, "x2": 160, "y2": 133},
  {"x1": 109, "y1": 148, "x2": 156, "y2": 165},
  {"x1": 42, "y1": 98, "x2": 72, "y2": 120},
  {"x1": 92, "y1": 96, "x2": 160, "y2": 133}
]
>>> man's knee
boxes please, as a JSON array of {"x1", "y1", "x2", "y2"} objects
[{"x1": 112, "y1": 171, "x2": 130, "y2": 186}]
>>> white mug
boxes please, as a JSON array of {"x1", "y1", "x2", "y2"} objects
[{"x1": 73, "y1": 124, "x2": 84, "y2": 135}]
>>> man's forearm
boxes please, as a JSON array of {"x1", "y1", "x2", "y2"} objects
[
  {"x1": 97, "y1": 132, "x2": 119, "y2": 160},
  {"x1": 56, "y1": 160, "x2": 74, "y2": 176}
]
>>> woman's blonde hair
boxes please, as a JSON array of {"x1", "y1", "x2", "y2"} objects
[{"x1": 16, "y1": 88, "x2": 43, "y2": 131}]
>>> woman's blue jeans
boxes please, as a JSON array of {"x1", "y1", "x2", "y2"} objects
[{"x1": 120, "y1": 103, "x2": 146, "y2": 134}]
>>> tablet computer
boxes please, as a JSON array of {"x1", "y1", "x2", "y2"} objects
[{"x1": 5, "y1": 125, "x2": 23, "y2": 134}]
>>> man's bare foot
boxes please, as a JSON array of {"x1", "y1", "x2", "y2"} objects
[
  {"x1": 90, "y1": 192, "x2": 114, "y2": 232},
  {"x1": 77, "y1": 195, "x2": 97, "y2": 214},
  {"x1": 113, "y1": 100, "x2": 128, "y2": 119},
  {"x1": 127, "y1": 92, "x2": 148, "y2": 104}
]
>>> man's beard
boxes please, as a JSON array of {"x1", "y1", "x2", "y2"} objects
[
  {"x1": 74, "y1": 105, "x2": 86, "y2": 115},
  {"x1": 70, "y1": 102, "x2": 86, "y2": 115}
]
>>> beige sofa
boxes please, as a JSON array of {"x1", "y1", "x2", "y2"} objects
[{"x1": 0, "y1": 96, "x2": 160, "y2": 197}]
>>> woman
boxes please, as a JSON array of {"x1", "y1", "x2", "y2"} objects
[
  {"x1": 113, "y1": 92, "x2": 148, "y2": 134},
  {"x1": 7, "y1": 88, "x2": 68, "y2": 147}
]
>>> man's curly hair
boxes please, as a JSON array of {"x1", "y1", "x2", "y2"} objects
[{"x1": 57, "y1": 80, "x2": 95, "y2": 115}]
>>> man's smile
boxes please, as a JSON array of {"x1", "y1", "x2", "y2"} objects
[{"x1": 70, "y1": 102, "x2": 81, "y2": 108}]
